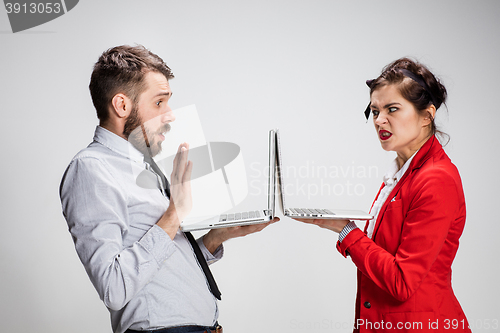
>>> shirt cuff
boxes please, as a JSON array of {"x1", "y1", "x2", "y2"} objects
[
  {"x1": 338, "y1": 221, "x2": 358, "y2": 243},
  {"x1": 198, "y1": 235, "x2": 224, "y2": 265},
  {"x1": 139, "y1": 225, "x2": 177, "y2": 265}
]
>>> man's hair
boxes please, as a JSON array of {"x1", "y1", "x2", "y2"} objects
[{"x1": 89, "y1": 45, "x2": 174, "y2": 122}]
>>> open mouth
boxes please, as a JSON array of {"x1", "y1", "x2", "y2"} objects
[
  {"x1": 157, "y1": 124, "x2": 171, "y2": 142},
  {"x1": 379, "y1": 130, "x2": 392, "y2": 141}
]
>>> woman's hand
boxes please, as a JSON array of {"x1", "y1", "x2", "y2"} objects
[{"x1": 293, "y1": 218, "x2": 350, "y2": 233}]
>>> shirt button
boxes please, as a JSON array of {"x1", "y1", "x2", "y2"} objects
[{"x1": 364, "y1": 301, "x2": 371, "y2": 309}]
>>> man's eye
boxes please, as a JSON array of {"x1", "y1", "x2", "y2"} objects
[{"x1": 156, "y1": 101, "x2": 162, "y2": 106}]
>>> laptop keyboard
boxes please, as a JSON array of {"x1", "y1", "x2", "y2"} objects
[
  {"x1": 289, "y1": 208, "x2": 334, "y2": 215},
  {"x1": 219, "y1": 210, "x2": 261, "y2": 222}
]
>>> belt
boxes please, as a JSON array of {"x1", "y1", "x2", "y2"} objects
[{"x1": 125, "y1": 324, "x2": 222, "y2": 333}]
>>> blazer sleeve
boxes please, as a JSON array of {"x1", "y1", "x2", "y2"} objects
[{"x1": 337, "y1": 166, "x2": 461, "y2": 302}]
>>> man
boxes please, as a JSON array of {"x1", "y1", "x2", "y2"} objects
[{"x1": 60, "y1": 45, "x2": 275, "y2": 333}]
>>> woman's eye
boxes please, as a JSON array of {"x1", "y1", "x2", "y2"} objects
[
  {"x1": 156, "y1": 101, "x2": 162, "y2": 106},
  {"x1": 372, "y1": 110, "x2": 379, "y2": 117},
  {"x1": 388, "y1": 107, "x2": 397, "y2": 112}
]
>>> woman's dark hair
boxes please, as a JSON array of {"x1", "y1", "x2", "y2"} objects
[
  {"x1": 89, "y1": 45, "x2": 174, "y2": 122},
  {"x1": 369, "y1": 57, "x2": 449, "y2": 143}
]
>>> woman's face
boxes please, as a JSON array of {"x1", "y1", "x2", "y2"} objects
[{"x1": 370, "y1": 84, "x2": 432, "y2": 162}]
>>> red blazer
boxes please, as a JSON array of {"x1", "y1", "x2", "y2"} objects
[{"x1": 337, "y1": 136, "x2": 470, "y2": 332}]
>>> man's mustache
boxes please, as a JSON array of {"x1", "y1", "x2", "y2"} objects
[
  {"x1": 140, "y1": 123, "x2": 172, "y2": 148},
  {"x1": 159, "y1": 123, "x2": 171, "y2": 134}
]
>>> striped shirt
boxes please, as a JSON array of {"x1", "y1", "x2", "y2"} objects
[{"x1": 60, "y1": 126, "x2": 222, "y2": 333}]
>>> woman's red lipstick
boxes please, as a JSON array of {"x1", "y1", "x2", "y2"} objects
[{"x1": 379, "y1": 130, "x2": 392, "y2": 140}]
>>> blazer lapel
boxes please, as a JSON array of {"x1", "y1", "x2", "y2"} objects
[{"x1": 370, "y1": 136, "x2": 441, "y2": 240}]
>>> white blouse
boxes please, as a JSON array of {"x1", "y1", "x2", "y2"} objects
[{"x1": 366, "y1": 151, "x2": 418, "y2": 239}]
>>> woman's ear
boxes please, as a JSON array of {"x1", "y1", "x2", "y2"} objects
[{"x1": 423, "y1": 104, "x2": 436, "y2": 127}]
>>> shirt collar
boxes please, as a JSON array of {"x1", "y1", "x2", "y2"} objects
[
  {"x1": 93, "y1": 126, "x2": 144, "y2": 163},
  {"x1": 383, "y1": 150, "x2": 418, "y2": 187}
]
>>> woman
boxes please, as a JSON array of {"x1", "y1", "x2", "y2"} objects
[{"x1": 297, "y1": 58, "x2": 470, "y2": 332}]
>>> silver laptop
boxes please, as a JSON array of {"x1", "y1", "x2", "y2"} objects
[
  {"x1": 181, "y1": 131, "x2": 276, "y2": 232},
  {"x1": 274, "y1": 128, "x2": 372, "y2": 220}
]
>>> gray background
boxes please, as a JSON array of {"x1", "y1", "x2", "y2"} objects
[{"x1": 1, "y1": 0, "x2": 499, "y2": 332}]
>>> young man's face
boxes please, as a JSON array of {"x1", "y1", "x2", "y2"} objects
[{"x1": 126, "y1": 71, "x2": 175, "y2": 157}]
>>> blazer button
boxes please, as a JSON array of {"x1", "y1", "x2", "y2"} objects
[{"x1": 364, "y1": 301, "x2": 371, "y2": 309}]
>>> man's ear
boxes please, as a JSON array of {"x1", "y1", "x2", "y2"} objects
[
  {"x1": 110, "y1": 93, "x2": 132, "y2": 119},
  {"x1": 422, "y1": 104, "x2": 436, "y2": 127}
]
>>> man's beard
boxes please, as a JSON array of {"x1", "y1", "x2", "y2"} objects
[{"x1": 123, "y1": 105, "x2": 171, "y2": 157}]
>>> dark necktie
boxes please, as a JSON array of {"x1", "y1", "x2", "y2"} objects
[
  {"x1": 144, "y1": 155, "x2": 222, "y2": 300},
  {"x1": 144, "y1": 154, "x2": 171, "y2": 198}
]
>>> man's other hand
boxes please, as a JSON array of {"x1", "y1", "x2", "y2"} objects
[{"x1": 203, "y1": 217, "x2": 280, "y2": 254}]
